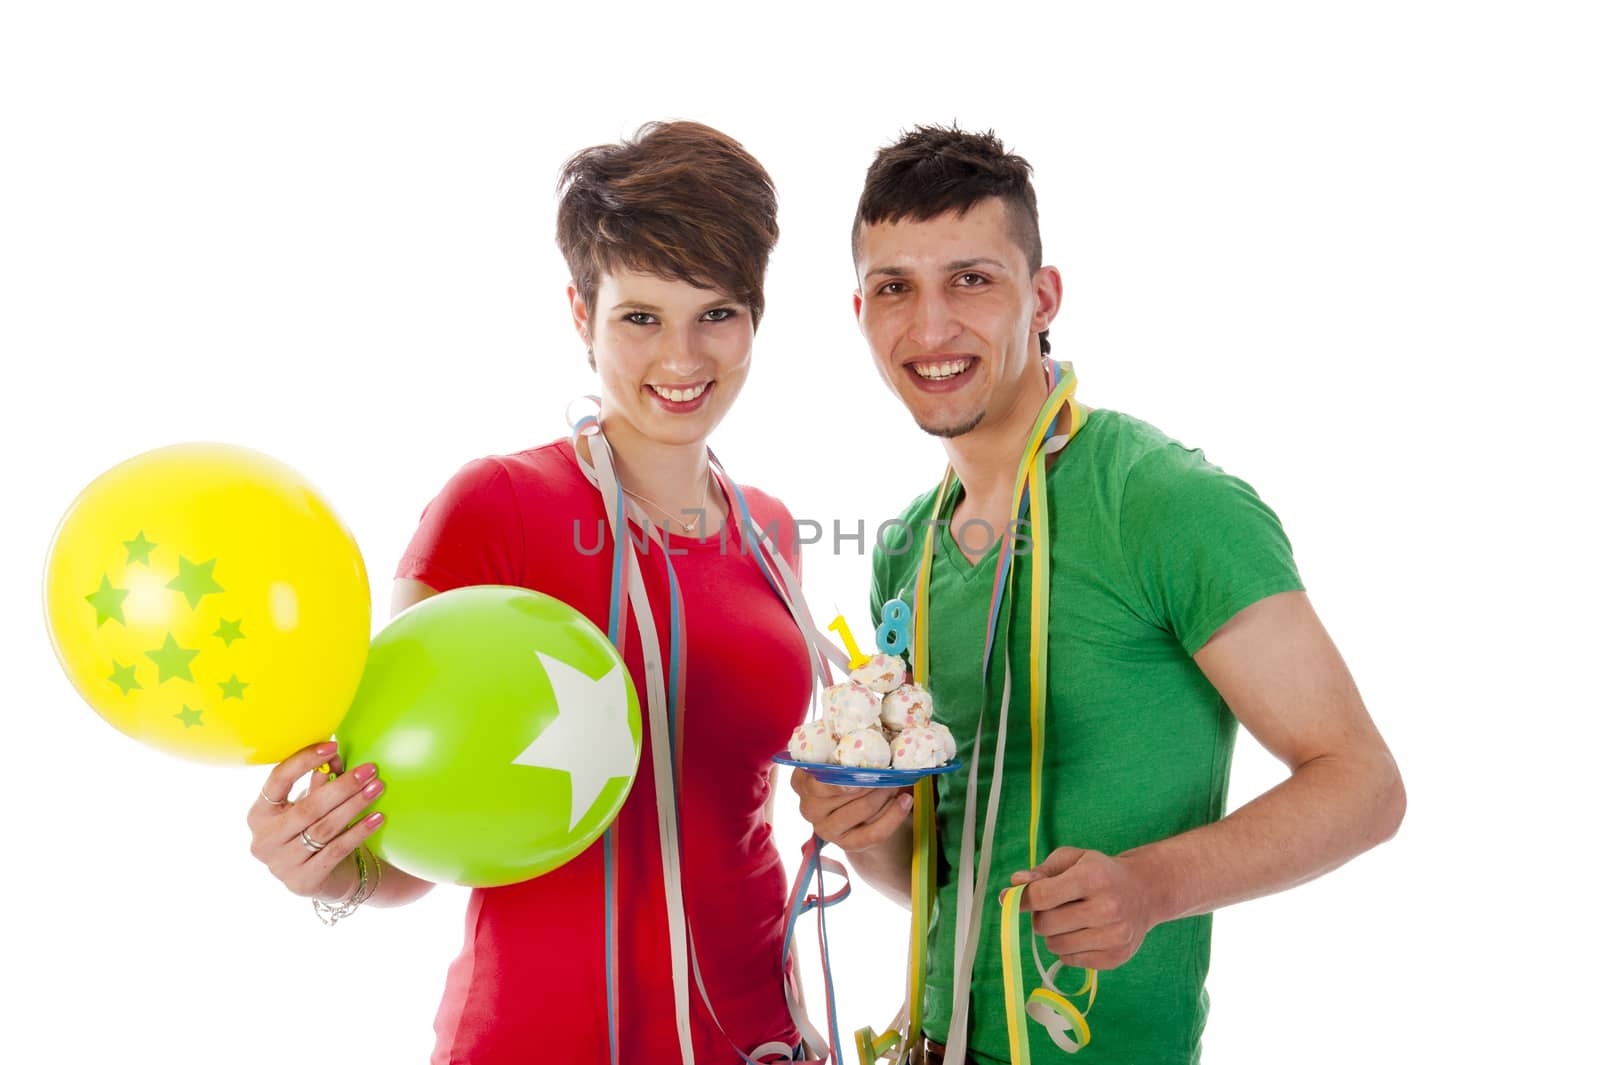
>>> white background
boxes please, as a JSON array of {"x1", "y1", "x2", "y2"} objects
[{"x1": 3, "y1": 2, "x2": 1596, "y2": 1062}]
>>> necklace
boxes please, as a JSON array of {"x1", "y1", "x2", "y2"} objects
[{"x1": 620, "y1": 471, "x2": 712, "y2": 534}]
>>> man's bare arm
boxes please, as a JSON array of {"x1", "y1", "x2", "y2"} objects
[
  {"x1": 1017, "y1": 591, "x2": 1405, "y2": 968},
  {"x1": 1121, "y1": 589, "x2": 1404, "y2": 917}
]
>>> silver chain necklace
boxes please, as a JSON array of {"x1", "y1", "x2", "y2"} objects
[{"x1": 621, "y1": 471, "x2": 712, "y2": 534}]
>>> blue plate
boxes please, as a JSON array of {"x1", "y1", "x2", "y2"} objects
[{"x1": 771, "y1": 753, "x2": 963, "y2": 788}]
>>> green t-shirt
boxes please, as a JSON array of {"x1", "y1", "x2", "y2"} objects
[{"x1": 870, "y1": 409, "x2": 1304, "y2": 1065}]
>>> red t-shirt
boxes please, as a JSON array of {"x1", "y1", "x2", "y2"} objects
[{"x1": 396, "y1": 440, "x2": 810, "y2": 1064}]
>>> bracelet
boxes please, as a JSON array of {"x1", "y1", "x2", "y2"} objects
[{"x1": 311, "y1": 846, "x2": 382, "y2": 926}]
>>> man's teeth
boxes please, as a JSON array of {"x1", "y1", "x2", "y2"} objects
[
  {"x1": 650, "y1": 383, "x2": 709, "y2": 403},
  {"x1": 913, "y1": 359, "x2": 973, "y2": 380}
]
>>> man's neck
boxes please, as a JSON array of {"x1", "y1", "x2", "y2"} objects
[{"x1": 940, "y1": 360, "x2": 1052, "y2": 508}]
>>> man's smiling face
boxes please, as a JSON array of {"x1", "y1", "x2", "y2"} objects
[{"x1": 854, "y1": 197, "x2": 1050, "y2": 439}]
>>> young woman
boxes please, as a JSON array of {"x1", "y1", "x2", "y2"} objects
[{"x1": 246, "y1": 121, "x2": 822, "y2": 1064}]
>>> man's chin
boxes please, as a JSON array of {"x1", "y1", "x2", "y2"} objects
[{"x1": 915, "y1": 410, "x2": 986, "y2": 439}]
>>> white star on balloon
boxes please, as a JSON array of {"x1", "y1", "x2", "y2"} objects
[{"x1": 513, "y1": 652, "x2": 636, "y2": 833}]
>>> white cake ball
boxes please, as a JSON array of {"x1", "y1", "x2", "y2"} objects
[
  {"x1": 835, "y1": 728, "x2": 893, "y2": 768},
  {"x1": 851, "y1": 653, "x2": 909, "y2": 694},
  {"x1": 824, "y1": 680, "x2": 881, "y2": 738},
  {"x1": 787, "y1": 719, "x2": 837, "y2": 764},
  {"x1": 881, "y1": 683, "x2": 933, "y2": 732},
  {"x1": 891, "y1": 727, "x2": 942, "y2": 769},
  {"x1": 926, "y1": 722, "x2": 957, "y2": 763}
]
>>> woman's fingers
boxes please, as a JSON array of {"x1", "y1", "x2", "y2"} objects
[
  {"x1": 259, "y1": 765, "x2": 386, "y2": 897},
  {"x1": 307, "y1": 753, "x2": 346, "y2": 794},
  {"x1": 299, "y1": 766, "x2": 384, "y2": 852},
  {"x1": 248, "y1": 742, "x2": 338, "y2": 829},
  {"x1": 246, "y1": 740, "x2": 391, "y2": 899},
  {"x1": 257, "y1": 741, "x2": 338, "y2": 802},
  {"x1": 286, "y1": 809, "x2": 387, "y2": 898}
]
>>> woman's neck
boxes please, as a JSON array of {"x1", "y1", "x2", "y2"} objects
[{"x1": 584, "y1": 411, "x2": 721, "y2": 532}]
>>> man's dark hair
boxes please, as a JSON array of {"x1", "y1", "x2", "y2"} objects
[{"x1": 853, "y1": 125, "x2": 1049, "y2": 354}]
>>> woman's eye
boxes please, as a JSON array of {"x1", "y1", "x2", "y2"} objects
[{"x1": 702, "y1": 308, "x2": 735, "y2": 322}]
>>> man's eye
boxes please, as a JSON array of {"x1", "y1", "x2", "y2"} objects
[
  {"x1": 955, "y1": 273, "x2": 987, "y2": 287},
  {"x1": 702, "y1": 308, "x2": 735, "y2": 322},
  {"x1": 878, "y1": 281, "x2": 908, "y2": 295},
  {"x1": 625, "y1": 313, "x2": 657, "y2": 325}
]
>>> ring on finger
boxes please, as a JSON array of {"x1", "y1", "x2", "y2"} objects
[
  {"x1": 260, "y1": 790, "x2": 290, "y2": 807},
  {"x1": 300, "y1": 828, "x2": 329, "y2": 853}
]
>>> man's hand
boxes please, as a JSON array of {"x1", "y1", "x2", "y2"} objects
[
  {"x1": 1011, "y1": 846, "x2": 1162, "y2": 971},
  {"x1": 791, "y1": 770, "x2": 913, "y2": 852},
  {"x1": 791, "y1": 770, "x2": 916, "y2": 907}
]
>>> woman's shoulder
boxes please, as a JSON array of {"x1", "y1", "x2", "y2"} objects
[
  {"x1": 415, "y1": 440, "x2": 589, "y2": 535},
  {"x1": 484, "y1": 439, "x2": 584, "y2": 486},
  {"x1": 726, "y1": 480, "x2": 801, "y2": 569},
  {"x1": 430, "y1": 439, "x2": 582, "y2": 500},
  {"x1": 730, "y1": 480, "x2": 794, "y2": 524}
]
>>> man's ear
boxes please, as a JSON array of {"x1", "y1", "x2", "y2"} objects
[{"x1": 1031, "y1": 266, "x2": 1063, "y2": 334}]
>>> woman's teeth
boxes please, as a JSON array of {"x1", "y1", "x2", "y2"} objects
[
  {"x1": 913, "y1": 359, "x2": 972, "y2": 380},
  {"x1": 650, "y1": 383, "x2": 709, "y2": 402}
]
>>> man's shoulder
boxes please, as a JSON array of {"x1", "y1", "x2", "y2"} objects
[
  {"x1": 878, "y1": 480, "x2": 945, "y2": 553},
  {"x1": 887, "y1": 480, "x2": 946, "y2": 527},
  {"x1": 1072, "y1": 409, "x2": 1241, "y2": 497},
  {"x1": 869, "y1": 480, "x2": 945, "y2": 596},
  {"x1": 1075, "y1": 408, "x2": 1188, "y2": 468}
]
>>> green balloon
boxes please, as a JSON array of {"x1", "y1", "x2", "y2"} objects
[{"x1": 338, "y1": 585, "x2": 642, "y2": 887}]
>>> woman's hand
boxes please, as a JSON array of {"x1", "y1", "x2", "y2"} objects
[{"x1": 247, "y1": 741, "x2": 386, "y2": 900}]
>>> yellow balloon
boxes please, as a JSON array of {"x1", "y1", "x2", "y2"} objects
[{"x1": 43, "y1": 443, "x2": 371, "y2": 765}]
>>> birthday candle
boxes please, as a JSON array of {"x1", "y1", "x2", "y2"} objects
[
  {"x1": 877, "y1": 598, "x2": 911, "y2": 657},
  {"x1": 828, "y1": 615, "x2": 870, "y2": 670}
]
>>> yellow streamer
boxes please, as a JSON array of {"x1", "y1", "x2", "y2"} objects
[
  {"x1": 999, "y1": 886, "x2": 1036, "y2": 1062},
  {"x1": 1027, "y1": 449, "x2": 1049, "y2": 867},
  {"x1": 896, "y1": 361, "x2": 1099, "y2": 1063},
  {"x1": 853, "y1": 1026, "x2": 902, "y2": 1063},
  {"x1": 906, "y1": 775, "x2": 935, "y2": 1054}
]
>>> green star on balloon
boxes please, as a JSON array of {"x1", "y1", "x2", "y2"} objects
[
  {"x1": 107, "y1": 660, "x2": 141, "y2": 695},
  {"x1": 174, "y1": 705, "x2": 204, "y2": 728},
  {"x1": 219, "y1": 675, "x2": 248, "y2": 700},
  {"x1": 146, "y1": 633, "x2": 200, "y2": 684},
  {"x1": 214, "y1": 617, "x2": 246, "y2": 646},
  {"x1": 85, "y1": 575, "x2": 129, "y2": 627},
  {"x1": 168, "y1": 555, "x2": 224, "y2": 609},
  {"x1": 123, "y1": 531, "x2": 158, "y2": 566}
]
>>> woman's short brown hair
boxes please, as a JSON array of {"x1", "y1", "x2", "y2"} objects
[{"x1": 557, "y1": 121, "x2": 779, "y2": 331}]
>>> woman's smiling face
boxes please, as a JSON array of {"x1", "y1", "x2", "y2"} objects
[{"x1": 575, "y1": 266, "x2": 754, "y2": 448}]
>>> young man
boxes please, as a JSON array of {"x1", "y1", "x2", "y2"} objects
[{"x1": 793, "y1": 127, "x2": 1405, "y2": 1064}]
